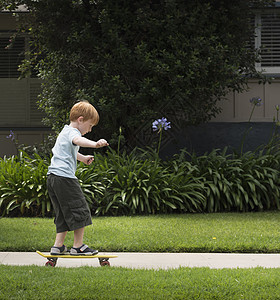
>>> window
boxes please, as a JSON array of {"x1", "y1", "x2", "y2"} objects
[
  {"x1": 0, "y1": 34, "x2": 45, "y2": 127},
  {"x1": 254, "y1": 10, "x2": 280, "y2": 73},
  {"x1": 0, "y1": 36, "x2": 25, "y2": 78}
]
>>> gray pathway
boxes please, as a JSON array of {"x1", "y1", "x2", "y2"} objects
[{"x1": 1, "y1": 252, "x2": 280, "y2": 269}]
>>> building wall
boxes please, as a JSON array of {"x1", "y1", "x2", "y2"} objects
[
  {"x1": 0, "y1": 78, "x2": 45, "y2": 126},
  {"x1": 212, "y1": 80, "x2": 280, "y2": 123},
  {"x1": 160, "y1": 80, "x2": 280, "y2": 157},
  {"x1": 0, "y1": 12, "x2": 17, "y2": 30},
  {"x1": 0, "y1": 129, "x2": 52, "y2": 157}
]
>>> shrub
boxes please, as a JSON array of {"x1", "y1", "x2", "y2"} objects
[
  {"x1": 1, "y1": 140, "x2": 280, "y2": 217},
  {"x1": 187, "y1": 146, "x2": 280, "y2": 213},
  {"x1": 81, "y1": 148, "x2": 205, "y2": 216},
  {"x1": 2, "y1": 0, "x2": 272, "y2": 148},
  {"x1": 0, "y1": 152, "x2": 51, "y2": 217}
]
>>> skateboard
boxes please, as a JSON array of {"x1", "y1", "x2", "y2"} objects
[{"x1": 36, "y1": 250, "x2": 117, "y2": 267}]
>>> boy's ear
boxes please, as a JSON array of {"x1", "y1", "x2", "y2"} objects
[{"x1": 77, "y1": 116, "x2": 84, "y2": 123}]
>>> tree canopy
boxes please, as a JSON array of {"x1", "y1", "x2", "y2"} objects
[{"x1": 1, "y1": 0, "x2": 274, "y2": 147}]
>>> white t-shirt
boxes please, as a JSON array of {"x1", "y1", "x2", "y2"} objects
[{"x1": 47, "y1": 125, "x2": 81, "y2": 179}]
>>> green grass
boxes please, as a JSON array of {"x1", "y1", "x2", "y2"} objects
[
  {"x1": 2, "y1": 213, "x2": 280, "y2": 299},
  {"x1": 1, "y1": 265, "x2": 280, "y2": 299},
  {"x1": 1, "y1": 211, "x2": 280, "y2": 253}
]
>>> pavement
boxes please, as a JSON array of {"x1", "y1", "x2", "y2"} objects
[{"x1": 2, "y1": 252, "x2": 280, "y2": 269}]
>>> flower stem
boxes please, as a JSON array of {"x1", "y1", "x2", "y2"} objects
[
  {"x1": 240, "y1": 126, "x2": 252, "y2": 156},
  {"x1": 248, "y1": 104, "x2": 256, "y2": 123},
  {"x1": 117, "y1": 127, "x2": 122, "y2": 163},
  {"x1": 157, "y1": 129, "x2": 163, "y2": 156}
]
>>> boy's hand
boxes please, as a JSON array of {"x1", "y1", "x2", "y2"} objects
[
  {"x1": 96, "y1": 139, "x2": 109, "y2": 148},
  {"x1": 85, "y1": 155, "x2": 94, "y2": 165}
]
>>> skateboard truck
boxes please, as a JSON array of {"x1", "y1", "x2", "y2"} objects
[
  {"x1": 46, "y1": 257, "x2": 58, "y2": 267},
  {"x1": 98, "y1": 257, "x2": 110, "y2": 267}
]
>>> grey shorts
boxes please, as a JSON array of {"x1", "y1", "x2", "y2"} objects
[{"x1": 47, "y1": 173, "x2": 92, "y2": 233}]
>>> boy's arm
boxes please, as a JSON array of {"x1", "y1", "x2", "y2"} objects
[
  {"x1": 77, "y1": 152, "x2": 94, "y2": 165},
  {"x1": 72, "y1": 136, "x2": 109, "y2": 148}
]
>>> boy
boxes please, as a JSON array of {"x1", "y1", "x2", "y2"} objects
[{"x1": 47, "y1": 100, "x2": 109, "y2": 255}]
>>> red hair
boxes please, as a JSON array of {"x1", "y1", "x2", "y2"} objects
[{"x1": 70, "y1": 101, "x2": 99, "y2": 125}]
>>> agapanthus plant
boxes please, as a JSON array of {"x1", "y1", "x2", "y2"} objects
[
  {"x1": 6, "y1": 130, "x2": 15, "y2": 141},
  {"x1": 274, "y1": 105, "x2": 280, "y2": 126},
  {"x1": 6, "y1": 130, "x2": 20, "y2": 155},
  {"x1": 240, "y1": 97, "x2": 262, "y2": 155},
  {"x1": 249, "y1": 97, "x2": 262, "y2": 122},
  {"x1": 152, "y1": 117, "x2": 171, "y2": 155}
]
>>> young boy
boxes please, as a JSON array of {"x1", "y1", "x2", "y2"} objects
[{"x1": 47, "y1": 100, "x2": 109, "y2": 255}]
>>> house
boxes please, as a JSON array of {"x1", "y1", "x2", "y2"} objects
[
  {"x1": 0, "y1": 5, "x2": 51, "y2": 157},
  {"x1": 1, "y1": 3, "x2": 280, "y2": 157},
  {"x1": 185, "y1": 2, "x2": 280, "y2": 155}
]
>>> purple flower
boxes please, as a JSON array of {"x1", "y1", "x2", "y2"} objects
[
  {"x1": 152, "y1": 117, "x2": 171, "y2": 156},
  {"x1": 250, "y1": 97, "x2": 262, "y2": 107},
  {"x1": 6, "y1": 130, "x2": 15, "y2": 141},
  {"x1": 152, "y1": 117, "x2": 171, "y2": 132}
]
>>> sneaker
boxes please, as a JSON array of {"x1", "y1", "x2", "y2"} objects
[
  {"x1": 50, "y1": 244, "x2": 68, "y2": 255},
  {"x1": 70, "y1": 244, "x2": 98, "y2": 256}
]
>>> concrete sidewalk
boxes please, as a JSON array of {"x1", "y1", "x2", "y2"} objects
[{"x1": 1, "y1": 252, "x2": 280, "y2": 269}]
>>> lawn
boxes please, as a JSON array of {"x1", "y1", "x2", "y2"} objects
[
  {"x1": 1, "y1": 211, "x2": 280, "y2": 253},
  {"x1": 1, "y1": 212, "x2": 280, "y2": 299},
  {"x1": 1, "y1": 265, "x2": 280, "y2": 299}
]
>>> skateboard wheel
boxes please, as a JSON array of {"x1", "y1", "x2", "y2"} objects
[
  {"x1": 45, "y1": 261, "x2": 55, "y2": 267},
  {"x1": 100, "y1": 260, "x2": 110, "y2": 267}
]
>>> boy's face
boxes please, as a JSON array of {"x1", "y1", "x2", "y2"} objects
[{"x1": 78, "y1": 118, "x2": 95, "y2": 135}]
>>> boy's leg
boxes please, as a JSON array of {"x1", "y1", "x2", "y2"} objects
[
  {"x1": 70, "y1": 226, "x2": 98, "y2": 255},
  {"x1": 73, "y1": 227, "x2": 84, "y2": 248},
  {"x1": 50, "y1": 231, "x2": 68, "y2": 255},
  {"x1": 47, "y1": 175, "x2": 69, "y2": 255},
  {"x1": 54, "y1": 231, "x2": 68, "y2": 247}
]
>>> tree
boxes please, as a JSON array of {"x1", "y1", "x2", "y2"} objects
[{"x1": 1, "y1": 0, "x2": 274, "y2": 148}]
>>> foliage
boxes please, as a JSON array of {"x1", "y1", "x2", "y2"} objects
[
  {"x1": 86, "y1": 148, "x2": 205, "y2": 216},
  {"x1": 0, "y1": 0, "x2": 273, "y2": 147},
  {"x1": 0, "y1": 152, "x2": 51, "y2": 217},
  {"x1": 187, "y1": 147, "x2": 280, "y2": 213},
  {"x1": 1, "y1": 139, "x2": 280, "y2": 217}
]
